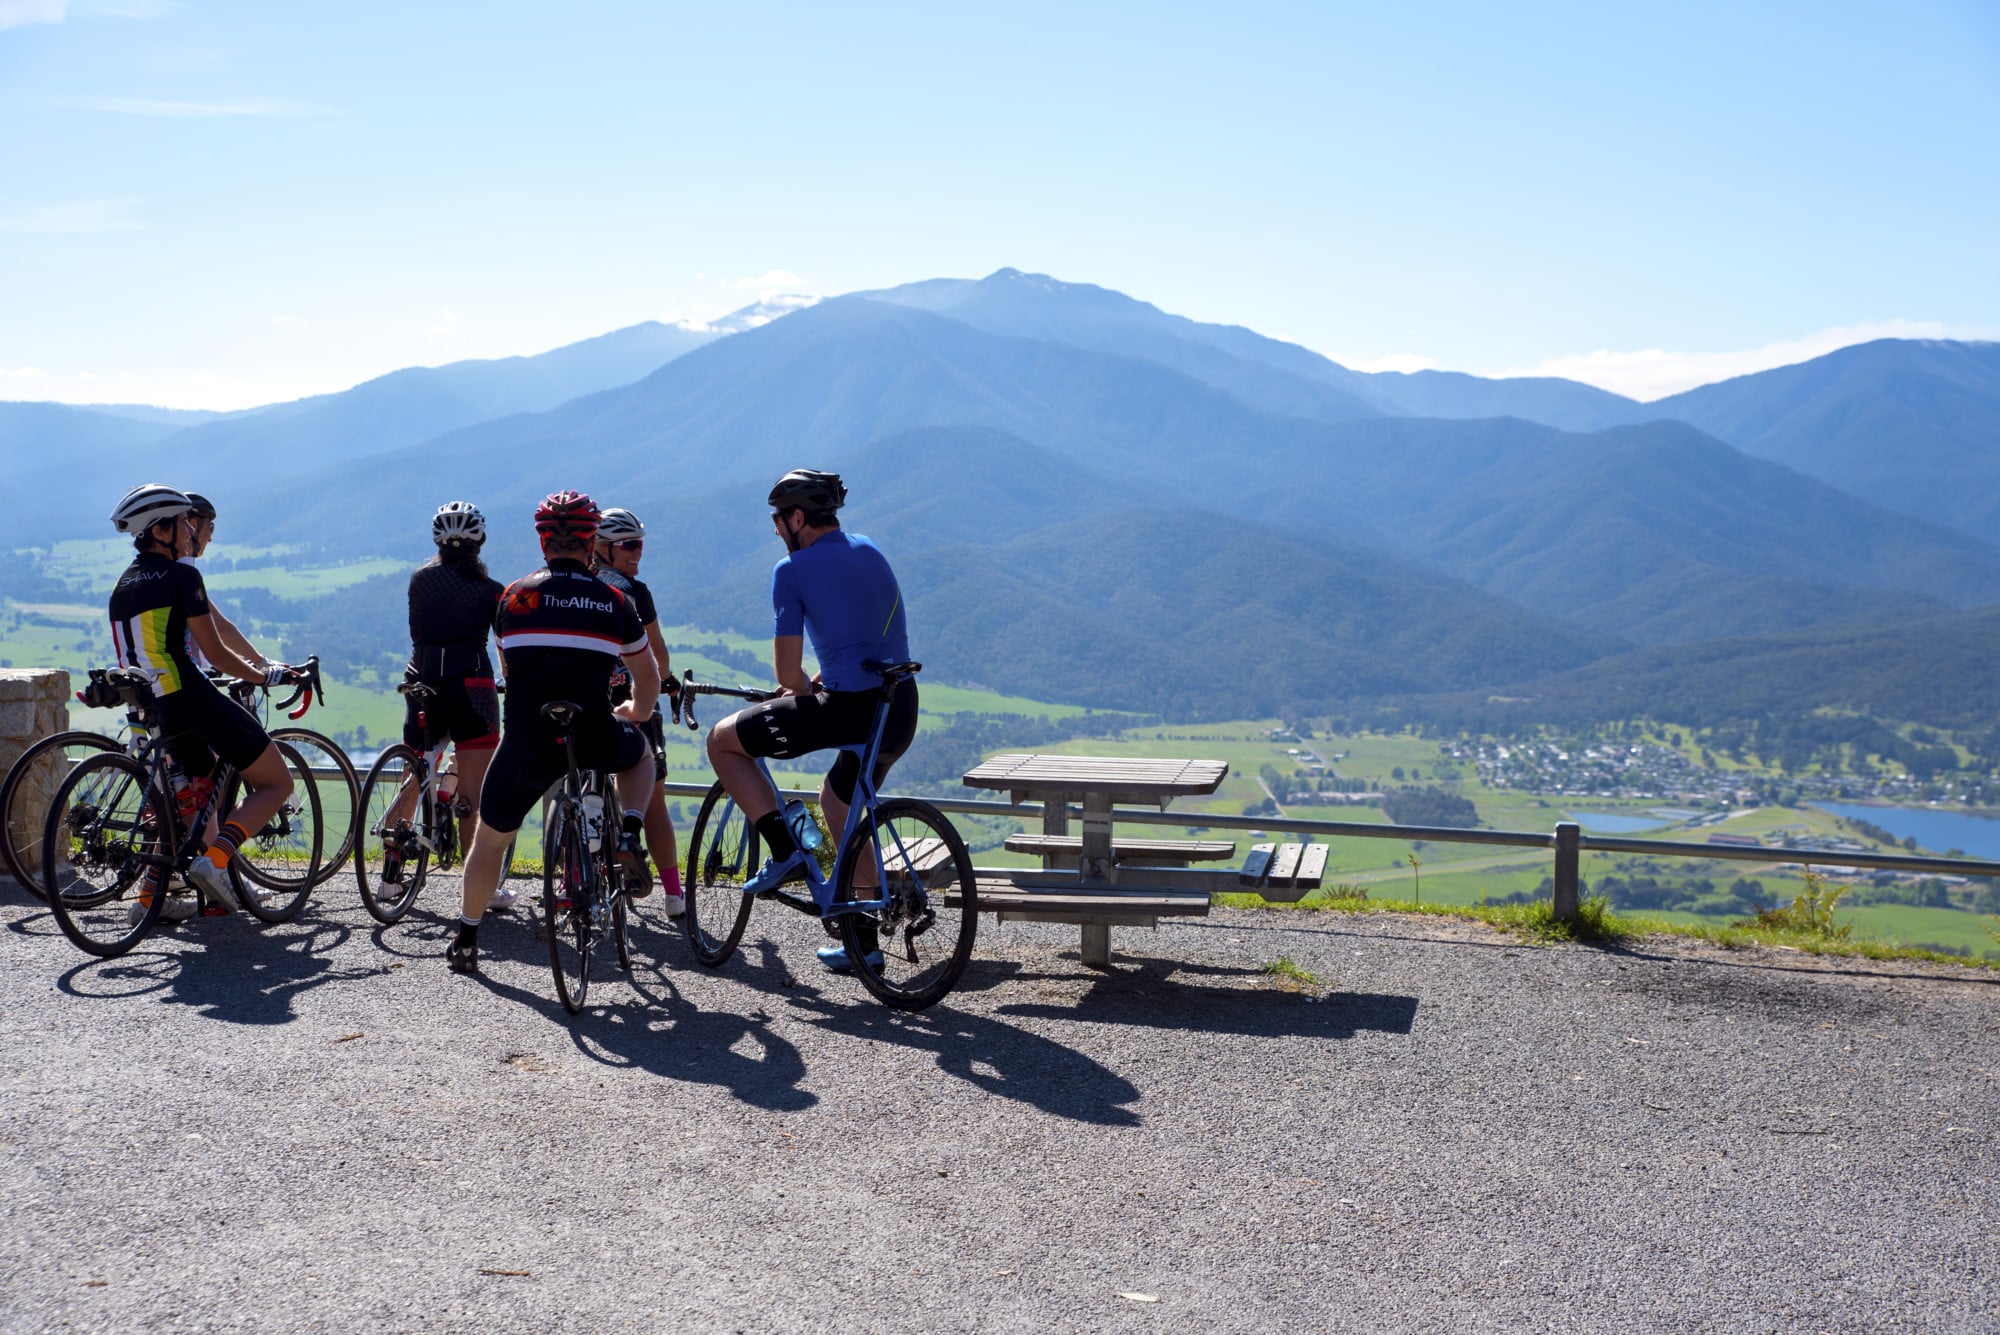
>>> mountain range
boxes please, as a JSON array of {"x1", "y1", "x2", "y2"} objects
[{"x1": 5, "y1": 269, "x2": 1998, "y2": 727}]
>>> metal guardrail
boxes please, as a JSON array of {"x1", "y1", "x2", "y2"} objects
[{"x1": 659, "y1": 780, "x2": 2000, "y2": 921}]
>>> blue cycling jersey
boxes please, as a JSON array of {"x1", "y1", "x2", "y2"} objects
[{"x1": 771, "y1": 531, "x2": 909, "y2": 692}]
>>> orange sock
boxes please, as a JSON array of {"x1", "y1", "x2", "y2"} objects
[{"x1": 209, "y1": 819, "x2": 249, "y2": 866}]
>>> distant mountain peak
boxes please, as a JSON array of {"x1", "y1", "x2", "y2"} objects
[{"x1": 698, "y1": 294, "x2": 820, "y2": 335}]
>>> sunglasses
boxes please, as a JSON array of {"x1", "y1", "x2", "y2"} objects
[{"x1": 611, "y1": 539, "x2": 643, "y2": 553}]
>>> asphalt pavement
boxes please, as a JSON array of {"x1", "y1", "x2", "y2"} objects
[{"x1": 2, "y1": 876, "x2": 1995, "y2": 1333}]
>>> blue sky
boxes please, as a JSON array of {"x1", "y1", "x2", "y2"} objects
[{"x1": 2, "y1": 0, "x2": 1996, "y2": 409}]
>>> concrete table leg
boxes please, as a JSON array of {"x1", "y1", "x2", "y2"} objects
[{"x1": 1080, "y1": 923, "x2": 1110, "y2": 968}]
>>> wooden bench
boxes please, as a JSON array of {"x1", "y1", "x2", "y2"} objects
[
  {"x1": 1003, "y1": 834, "x2": 1236, "y2": 865},
  {"x1": 948, "y1": 880, "x2": 1212, "y2": 927},
  {"x1": 1236, "y1": 842, "x2": 1329, "y2": 902},
  {"x1": 882, "y1": 836, "x2": 956, "y2": 887}
]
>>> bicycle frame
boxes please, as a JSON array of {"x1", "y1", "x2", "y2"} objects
[{"x1": 716, "y1": 685, "x2": 904, "y2": 920}]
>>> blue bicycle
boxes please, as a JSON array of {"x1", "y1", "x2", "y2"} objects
[{"x1": 676, "y1": 662, "x2": 979, "y2": 1011}]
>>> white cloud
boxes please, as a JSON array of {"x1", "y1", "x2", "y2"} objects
[
  {"x1": 53, "y1": 95, "x2": 341, "y2": 117},
  {"x1": 0, "y1": 365, "x2": 321, "y2": 412},
  {"x1": 0, "y1": 0, "x2": 67, "y2": 30},
  {"x1": 78, "y1": 0, "x2": 177, "y2": 15},
  {"x1": 0, "y1": 198, "x2": 142, "y2": 233},
  {"x1": 427, "y1": 308, "x2": 458, "y2": 338},
  {"x1": 1335, "y1": 352, "x2": 1443, "y2": 376},
  {"x1": 1482, "y1": 320, "x2": 2000, "y2": 401},
  {"x1": 735, "y1": 269, "x2": 806, "y2": 291}
]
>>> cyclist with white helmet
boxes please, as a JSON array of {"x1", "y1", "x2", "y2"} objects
[
  {"x1": 382, "y1": 502, "x2": 505, "y2": 888},
  {"x1": 105, "y1": 484, "x2": 301, "y2": 920},
  {"x1": 180, "y1": 493, "x2": 270, "y2": 671},
  {"x1": 593, "y1": 506, "x2": 684, "y2": 914}
]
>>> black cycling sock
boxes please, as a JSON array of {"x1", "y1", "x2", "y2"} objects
[
  {"x1": 756, "y1": 811, "x2": 797, "y2": 861},
  {"x1": 622, "y1": 811, "x2": 644, "y2": 837}
]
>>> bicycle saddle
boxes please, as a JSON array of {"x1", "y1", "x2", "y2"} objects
[
  {"x1": 397, "y1": 681, "x2": 438, "y2": 701},
  {"x1": 865, "y1": 660, "x2": 922, "y2": 682},
  {"x1": 540, "y1": 700, "x2": 582, "y2": 728}
]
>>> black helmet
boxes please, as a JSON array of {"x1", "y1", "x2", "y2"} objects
[
  {"x1": 186, "y1": 492, "x2": 217, "y2": 520},
  {"x1": 767, "y1": 469, "x2": 846, "y2": 515}
]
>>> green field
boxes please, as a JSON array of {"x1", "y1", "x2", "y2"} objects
[{"x1": 7, "y1": 557, "x2": 1998, "y2": 962}]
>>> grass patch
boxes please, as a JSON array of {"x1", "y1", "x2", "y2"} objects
[
  {"x1": 1214, "y1": 889, "x2": 1998, "y2": 969},
  {"x1": 1260, "y1": 956, "x2": 1322, "y2": 990}
]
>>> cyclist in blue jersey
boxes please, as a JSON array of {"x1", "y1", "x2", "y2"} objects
[{"x1": 705, "y1": 469, "x2": 918, "y2": 971}]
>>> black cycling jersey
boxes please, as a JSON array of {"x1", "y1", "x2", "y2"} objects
[
  {"x1": 108, "y1": 552, "x2": 210, "y2": 697},
  {"x1": 493, "y1": 558, "x2": 647, "y2": 726},
  {"x1": 108, "y1": 551, "x2": 268, "y2": 774},
  {"x1": 407, "y1": 558, "x2": 504, "y2": 679},
  {"x1": 595, "y1": 564, "x2": 658, "y2": 706}
]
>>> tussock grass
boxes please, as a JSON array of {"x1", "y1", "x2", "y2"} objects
[{"x1": 1215, "y1": 888, "x2": 1998, "y2": 970}]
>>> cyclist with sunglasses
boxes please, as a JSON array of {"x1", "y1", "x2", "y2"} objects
[
  {"x1": 704, "y1": 469, "x2": 919, "y2": 972},
  {"x1": 593, "y1": 507, "x2": 684, "y2": 914}
]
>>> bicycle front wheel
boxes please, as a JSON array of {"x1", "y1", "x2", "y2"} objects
[
  {"x1": 41, "y1": 752, "x2": 170, "y2": 957},
  {"x1": 544, "y1": 803, "x2": 592, "y2": 1013},
  {"x1": 837, "y1": 798, "x2": 978, "y2": 1011},
  {"x1": 2, "y1": 729, "x2": 118, "y2": 901},
  {"x1": 683, "y1": 780, "x2": 758, "y2": 968},
  {"x1": 356, "y1": 745, "x2": 430, "y2": 925},
  {"x1": 230, "y1": 740, "x2": 324, "y2": 921},
  {"x1": 271, "y1": 726, "x2": 358, "y2": 885}
]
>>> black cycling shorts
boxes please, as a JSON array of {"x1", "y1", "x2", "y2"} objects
[
  {"x1": 731, "y1": 679, "x2": 918, "y2": 804},
  {"x1": 639, "y1": 710, "x2": 667, "y2": 782},
  {"x1": 477, "y1": 710, "x2": 648, "y2": 834},
  {"x1": 156, "y1": 678, "x2": 272, "y2": 779},
  {"x1": 401, "y1": 675, "x2": 500, "y2": 752}
]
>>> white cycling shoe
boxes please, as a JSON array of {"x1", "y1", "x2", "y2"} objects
[{"x1": 185, "y1": 856, "x2": 240, "y2": 913}]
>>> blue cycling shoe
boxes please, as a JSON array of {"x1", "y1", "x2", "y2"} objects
[
  {"x1": 815, "y1": 943, "x2": 886, "y2": 972},
  {"x1": 740, "y1": 849, "x2": 810, "y2": 897}
]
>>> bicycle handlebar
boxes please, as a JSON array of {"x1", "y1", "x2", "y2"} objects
[
  {"x1": 273, "y1": 655, "x2": 323, "y2": 719},
  {"x1": 670, "y1": 677, "x2": 779, "y2": 732}
]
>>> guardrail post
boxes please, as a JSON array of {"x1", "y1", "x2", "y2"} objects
[{"x1": 1552, "y1": 822, "x2": 1581, "y2": 923}]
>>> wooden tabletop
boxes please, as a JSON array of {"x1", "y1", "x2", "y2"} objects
[{"x1": 963, "y1": 753, "x2": 1229, "y2": 803}]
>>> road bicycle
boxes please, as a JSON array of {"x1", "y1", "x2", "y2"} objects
[
  {"x1": 537, "y1": 699, "x2": 643, "y2": 1013},
  {"x1": 354, "y1": 680, "x2": 514, "y2": 925},
  {"x1": 39, "y1": 668, "x2": 324, "y2": 957},
  {"x1": 227, "y1": 657, "x2": 359, "y2": 886},
  {"x1": 677, "y1": 661, "x2": 978, "y2": 1011},
  {"x1": 3, "y1": 661, "x2": 339, "y2": 900}
]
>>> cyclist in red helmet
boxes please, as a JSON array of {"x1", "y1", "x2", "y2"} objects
[{"x1": 446, "y1": 489, "x2": 661, "y2": 975}]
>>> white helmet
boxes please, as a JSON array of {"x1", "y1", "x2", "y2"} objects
[
  {"x1": 597, "y1": 507, "x2": 645, "y2": 542},
  {"x1": 432, "y1": 500, "x2": 486, "y2": 545},
  {"x1": 110, "y1": 483, "x2": 195, "y2": 535}
]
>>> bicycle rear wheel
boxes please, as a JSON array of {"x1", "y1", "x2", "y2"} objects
[
  {"x1": 544, "y1": 803, "x2": 592, "y2": 1013},
  {"x1": 231, "y1": 740, "x2": 324, "y2": 921},
  {"x1": 356, "y1": 745, "x2": 430, "y2": 925},
  {"x1": 837, "y1": 798, "x2": 978, "y2": 1011},
  {"x1": 41, "y1": 752, "x2": 170, "y2": 957},
  {"x1": 683, "y1": 780, "x2": 758, "y2": 968},
  {"x1": 2, "y1": 729, "x2": 118, "y2": 901},
  {"x1": 271, "y1": 726, "x2": 358, "y2": 885}
]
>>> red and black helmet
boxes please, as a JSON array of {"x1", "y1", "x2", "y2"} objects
[{"x1": 534, "y1": 489, "x2": 600, "y2": 540}]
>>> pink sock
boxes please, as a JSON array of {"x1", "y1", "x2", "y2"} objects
[{"x1": 660, "y1": 864, "x2": 683, "y2": 896}]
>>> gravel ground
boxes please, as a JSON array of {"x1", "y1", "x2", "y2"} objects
[{"x1": 1, "y1": 876, "x2": 1995, "y2": 1334}]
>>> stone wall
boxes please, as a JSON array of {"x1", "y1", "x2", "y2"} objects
[{"x1": 0, "y1": 669, "x2": 71, "y2": 885}]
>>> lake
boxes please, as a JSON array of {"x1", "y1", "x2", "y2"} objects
[
  {"x1": 1815, "y1": 801, "x2": 2000, "y2": 860},
  {"x1": 1566, "y1": 811, "x2": 1670, "y2": 833}
]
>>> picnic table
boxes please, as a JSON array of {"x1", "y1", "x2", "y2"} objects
[{"x1": 962, "y1": 753, "x2": 1230, "y2": 966}]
